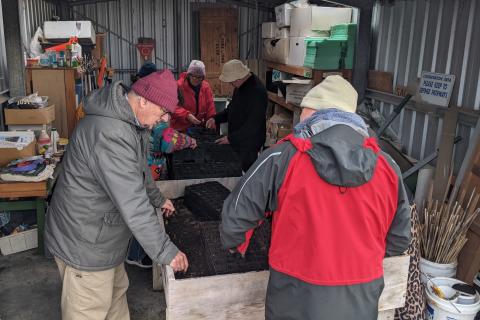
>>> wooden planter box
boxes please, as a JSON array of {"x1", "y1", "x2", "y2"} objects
[{"x1": 154, "y1": 178, "x2": 409, "y2": 320}]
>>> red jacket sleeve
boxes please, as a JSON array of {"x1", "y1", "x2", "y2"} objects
[{"x1": 174, "y1": 107, "x2": 190, "y2": 121}]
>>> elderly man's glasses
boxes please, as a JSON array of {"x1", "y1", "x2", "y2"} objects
[{"x1": 159, "y1": 108, "x2": 172, "y2": 118}]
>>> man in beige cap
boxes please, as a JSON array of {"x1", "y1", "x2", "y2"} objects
[
  {"x1": 219, "y1": 75, "x2": 410, "y2": 319},
  {"x1": 206, "y1": 59, "x2": 267, "y2": 172}
]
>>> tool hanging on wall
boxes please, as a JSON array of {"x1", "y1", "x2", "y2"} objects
[
  {"x1": 136, "y1": 38, "x2": 155, "y2": 68},
  {"x1": 78, "y1": 55, "x2": 99, "y2": 96}
]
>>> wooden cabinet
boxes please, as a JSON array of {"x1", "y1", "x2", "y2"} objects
[{"x1": 25, "y1": 67, "x2": 78, "y2": 138}]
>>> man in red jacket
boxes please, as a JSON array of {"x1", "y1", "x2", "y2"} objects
[
  {"x1": 220, "y1": 75, "x2": 411, "y2": 320},
  {"x1": 171, "y1": 60, "x2": 216, "y2": 132}
]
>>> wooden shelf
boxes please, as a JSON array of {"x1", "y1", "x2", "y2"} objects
[
  {"x1": 265, "y1": 61, "x2": 353, "y2": 85},
  {"x1": 0, "y1": 181, "x2": 47, "y2": 199},
  {"x1": 267, "y1": 91, "x2": 299, "y2": 112},
  {"x1": 265, "y1": 61, "x2": 313, "y2": 78}
]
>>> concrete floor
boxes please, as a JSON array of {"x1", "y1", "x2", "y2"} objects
[{"x1": 0, "y1": 249, "x2": 166, "y2": 320}]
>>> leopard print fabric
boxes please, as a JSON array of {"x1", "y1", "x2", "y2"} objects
[{"x1": 395, "y1": 205, "x2": 426, "y2": 320}]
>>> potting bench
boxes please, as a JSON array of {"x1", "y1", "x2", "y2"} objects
[
  {"x1": 0, "y1": 181, "x2": 48, "y2": 254},
  {"x1": 153, "y1": 178, "x2": 410, "y2": 320}
]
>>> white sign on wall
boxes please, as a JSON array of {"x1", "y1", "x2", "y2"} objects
[{"x1": 418, "y1": 72, "x2": 455, "y2": 107}]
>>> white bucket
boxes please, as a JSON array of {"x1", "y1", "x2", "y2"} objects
[
  {"x1": 420, "y1": 257, "x2": 457, "y2": 284},
  {"x1": 425, "y1": 277, "x2": 480, "y2": 320}
]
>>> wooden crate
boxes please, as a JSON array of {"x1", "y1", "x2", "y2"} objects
[
  {"x1": 162, "y1": 256, "x2": 409, "y2": 320},
  {"x1": 154, "y1": 179, "x2": 409, "y2": 319}
]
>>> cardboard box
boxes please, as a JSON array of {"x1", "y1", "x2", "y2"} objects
[
  {"x1": 266, "y1": 113, "x2": 293, "y2": 146},
  {"x1": 262, "y1": 38, "x2": 289, "y2": 64},
  {"x1": 290, "y1": 6, "x2": 352, "y2": 37},
  {"x1": 0, "y1": 131, "x2": 37, "y2": 166},
  {"x1": 4, "y1": 105, "x2": 55, "y2": 125},
  {"x1": 7, "y1": 123, "x2": 53, "y2": 139},
  {"x1": 0, "y1": 228, "x2": 38, "y2": 255},
  {"x1": 275, "y1": 3, "x2": 293, "y2": 27},
  {"x1": 284, "y1": 79, "x2": 313, "y2": 105},
  {"x1": 288, "y1": 37, "x2": 307, "y2": 66},
  {"x1": 262, "y1": 22, "x2": 277, "y2": 38}
]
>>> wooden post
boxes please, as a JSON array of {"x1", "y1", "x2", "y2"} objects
[{"x1": 431, "y1": 107, "x2": 458, "y2": 202}]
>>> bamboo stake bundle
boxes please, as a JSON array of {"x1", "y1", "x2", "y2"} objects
[{"x1": 420, "y1": 190, "x2": 480, "y2": 264}]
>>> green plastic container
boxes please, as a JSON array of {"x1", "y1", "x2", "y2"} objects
[
  {"x1": 331, "y1": 23, "x2": 357, "y2": 69},
  {"x1": 303, "y1": 23, "x2": 357, "y2": 70}
]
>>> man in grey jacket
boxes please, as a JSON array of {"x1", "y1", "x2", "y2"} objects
[{"x1": 45, "y1": 69, "x2": 188, "y2": 320}]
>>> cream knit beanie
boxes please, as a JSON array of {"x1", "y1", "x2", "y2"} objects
[
  {"x1": 300, "y1": 75, "x2": 358, "y2": 113},
  {"x1": 219, "y1": 59, "x2": 250, "y2": 82}
]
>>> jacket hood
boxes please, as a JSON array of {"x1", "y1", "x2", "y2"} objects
[
  {"x1": 83, "y1": 81, "x2": 141, "y2": 128},
  {"x1": 304, "y1": 125, "x2": 378, "y2": 187}
]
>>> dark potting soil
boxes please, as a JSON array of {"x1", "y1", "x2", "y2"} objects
[
  {"x1": 184, "y1": 181, "x2": 231, "y2": 221},
  {"x1": 201, "y1": 221, "x2": 270, "y2": 276},
  {"x1": 165, "y1": 198, "x2": 270, "y2": 279},
  {"x1": 169, "y1": 129, "x2": 242, "y2": 180},
  {"x1": 165, "y1": 199, "x2": 213, "y2": 279}
]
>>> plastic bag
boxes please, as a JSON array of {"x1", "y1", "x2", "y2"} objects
[{"x1": 29, "y1": 27, "x2": 44, "y2": 58}]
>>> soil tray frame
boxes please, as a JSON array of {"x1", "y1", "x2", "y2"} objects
[{"x1": 153, "y1": 178, "x2": 410, "y2": 320}]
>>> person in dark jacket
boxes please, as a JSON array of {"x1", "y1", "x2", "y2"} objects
[
  {"x1": 171, "y1": 60, "x2": 216, "y2": 132},
  {"x1": 206, "y1": 59, "x2": 267, "y2": 172},
  {"x1": 45, "y1": 70, "x2": 188, "y2": 320},
  {"x1": 219, "y1": 75, "x2": 411, "y2": 320}
]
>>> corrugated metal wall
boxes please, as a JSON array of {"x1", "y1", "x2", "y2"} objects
[
  {"x1": 70, "y1": 0, "x2": 273, "y2": 84},
  {"x1": 369, "y1": 0, "x2": 480, "y2": 173},
  {"x1": 0, "y1": 0, "x2": 8, "y2": 92},
  {"x1": 0, "y1": 0, "x2": 56, "y2": 93},
  {"x1": 19, "y1": 0, "x2": 57, "y2": 53}
]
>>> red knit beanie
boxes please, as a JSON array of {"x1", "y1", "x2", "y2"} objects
[{"x1": 131, "y1": 69, "x2": 178, "y2": 112}]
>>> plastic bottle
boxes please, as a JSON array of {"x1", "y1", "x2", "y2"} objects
[
  {"x1": 58, "y1": 51, "x2": 65, "y2": 67},
  {"x1": 49, "y1": 51, "x2": 57, "y2": 68},
  {"x1": 65, "y1": 45, "x2": 72, "y2": 67},
  {"x1": 37, "y1": 125, "x2": 52, "y2": 156},
  {"x1": 51, "y1": 128, "x2": 59, "y2": 153}
]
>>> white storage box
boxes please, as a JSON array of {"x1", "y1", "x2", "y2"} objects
[
  {"x1": 284, "y1": 79, "x2": 313, "y2": 105},
  {"x1": 275, "y1": 3, "x2": 293, "y2": 27},
  {"x1": 262, "y1": 38, "x2": 289, "y2": 64},
  {"x1": 0, "y1": 228, "x2": 38, "y2": 255},
  {"x1": 290, "y1": 6, "x2": 352, "y2": 37},
  {"x1": 262, "y1": 22, "x2": 277, "y2": 38},
  {"x1": 288, "y1": 37, "x2": 307, "y2": 66},
  {"x1": 275, "y1": 27, "x2": 290, "y2": 38},
  {"x1": 263, "y1": 23, "x2": 289, "y2": 39},
  {"x1": 43, "y1": 21, "x2": 96, "y2": 44}
]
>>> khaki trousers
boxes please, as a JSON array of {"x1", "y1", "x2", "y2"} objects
[{"x1": 55, "y1": 257, "x2": 130, "y2": 320}]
